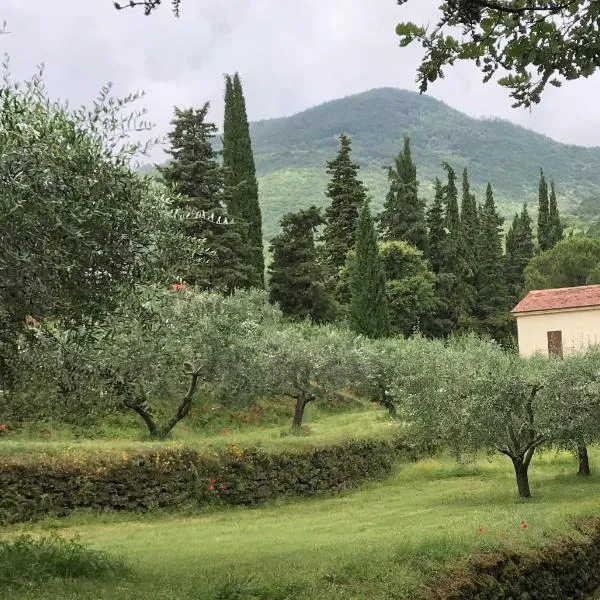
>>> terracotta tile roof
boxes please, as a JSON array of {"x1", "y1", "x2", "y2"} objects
[{"x1": 512, "y1": 284, "x2": 600, "y2": 314}]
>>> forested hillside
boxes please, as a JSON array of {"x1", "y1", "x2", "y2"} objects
[{"x1": 143, "y1": 88, "x2": 600, "y2": 239}]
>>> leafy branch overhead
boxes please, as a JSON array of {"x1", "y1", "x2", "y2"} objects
[{"x1": 396, "y1": 0, "x2": 599, "y2": 107}]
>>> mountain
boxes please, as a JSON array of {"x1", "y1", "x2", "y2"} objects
[
  {"x1": 142, "y1": 88, "x2": 600, "y2": 239},
  {"x1": 249, "y1": 88, "x2": 600, "y2": 238}
]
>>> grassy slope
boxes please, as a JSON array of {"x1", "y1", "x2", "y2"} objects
[{"x1": 7, "y1": 450, "x2": 600, "y2": 600}]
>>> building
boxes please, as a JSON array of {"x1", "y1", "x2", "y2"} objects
[{"x1": 511, "y1": 284, "x2": 600, "y2": 358}]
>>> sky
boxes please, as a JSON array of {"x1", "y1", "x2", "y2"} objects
[{"x1": 2, "y1": 0, "x2": 600, "y2": 162}]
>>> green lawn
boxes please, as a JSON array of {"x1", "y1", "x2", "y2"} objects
[{"x1": 5, "y1": 449, "x2": 600, "y2": 600}]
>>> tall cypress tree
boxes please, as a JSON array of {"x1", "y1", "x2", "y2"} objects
[
  {"x1": 321, "y1": 134, "x2": 367, "y2": 270},
  {"x1": 505, "y1": 203, "x2": 535, "y2": 302},
  {"x1": 426, "y1": 177, "x2": 446, "y2": 274},
  {"x1": 159, "y1": 103, "x2": 254, "y2": 292},
  {"x1": 475, "y1": 183, "x2": 511, "y2": 340},
  {"x1": 377, "y1": 136, "x2": 428, "y2": 252},
  {"x1": 268, "y1": 206, "x2": 335, "y2": 323},
  {"x1": 349, "y1": 201, "x2": 390, "y2": 338},
  {"x1": 460, "y1": 167, "x2": 479, "y2": 273},
  {"x1": 222, "y1": 73, "x2": 264, "y2": 287},
  {"x1": 549, "y1": 180, "x2": 564, "y2": 247},
  {"x1": 538, "y1": 169, "x2": 552, "y2": 252}
]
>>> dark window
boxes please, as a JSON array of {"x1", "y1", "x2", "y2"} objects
[{"x1": 547, "y1": 330, "x2": 563, "y2": 358}]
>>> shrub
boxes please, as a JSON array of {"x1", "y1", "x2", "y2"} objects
[
  {"x1": 0, "y1": 535, "x2": 129, "y2": 591},
  {"x1": 0, "y1": 437, "x2": 422, "y2": 524}
]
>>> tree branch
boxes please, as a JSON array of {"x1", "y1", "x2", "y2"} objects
[{"x1": 160, "y1": 363, "x2": 201, "y2": 437}]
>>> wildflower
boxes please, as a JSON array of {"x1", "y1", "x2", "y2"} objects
[
  {"x1": 476, "y1": 527, "x2": 485, "y2": 535},
  {"x1": 222, "y1": 427, "x2": 231, "y2": 436},
  {"x1": 121, "y1": 451, "x2": 129, "y2": 463},
  {"x1": 208, "y1": 478, "x2": 217, "y2": 492},
  {"x1": 0, "y1": 423, "x2": 8, "y2": 434},
  {"x1": 170, "y1": 283, "x2": 187, "y2": 291},
  {"x1": 520, "y1": 520, "x2": 528, "y2": 529}
]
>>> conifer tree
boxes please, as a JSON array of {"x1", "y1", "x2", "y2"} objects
[
  {"x1": 268, "y1": 206, "x2": 335, "y2": 323},
  {"x1": 321, "y1": 134, "x2": 367, "y2": 270},
  {"x1": 426, "y1": 177, "x2": 446, "y2": 274},
  {"x1": 349, "y1": 201, "x2": 390, "y2": 338},
  {"x1": 549, "y1": 180, "x2": 564, "y2": 248},
  {"x1": 537, "y1": 169, "x2": 552, "y2": 252},
  {"x1": 505, "y1": 203, "x2": 535, "y2": 302},
  {"x1": 475, "y1": 183, "x2": 511, "y2": 340},
  {"x1": 378, "y1": 136, "x2": 428, "y2": 252},
  {"x1": 223, "y1": 73, "x2": 264, "y2": 286},
  {"x1": 442, "y1": 162, "x2": 461, "y2": 272},
  {"x1": 460, "y1": 167, "x2": 479, "y2": 272},
  {"x1": 159, "y1": 103, "x2": 254, "y2": 292}
]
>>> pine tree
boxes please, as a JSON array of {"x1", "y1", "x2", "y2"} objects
[
  {"x1": 549, "y1": 180, "x2": 564, "y2": 247},
  {"x1": 159, "y1": 103, "x2": 254, "y2": 292},
  {"x1": 349, "y1": 201, "x2": 390, "y2": 338},
  {"x1": 460, "y1": 167, "x2": 479, "y2": 272},
  {"x1": 222, "y1": 73, "x2": 264, "y2": 286},
  {"x1": 268, "y1": 206, "x2": 335, "y2": 323},
  {"x1": 538, "y1": 169, "x2": 552, "y2": 251},
  {"x1": 377, "y1": 136, "x2": 428, "y2": 252},
  {"x1": 426, "y1": 177, "x2": 446, "y2": 274},
  {"x1": 505, "y1": 203, "x2": 535, "y2": 302},
  {"x1": 321, "y1": 134, "x2": 367, "y2": 270},
  {"x1": 475, "y1": 183, "x2": 511, "y2": 340}
]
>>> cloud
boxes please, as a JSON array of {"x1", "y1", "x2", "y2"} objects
[{"x1": 1, "y1": 0, "x2": 599, "y2": 163}]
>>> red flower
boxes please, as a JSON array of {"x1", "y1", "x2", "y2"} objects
[
  {"x1": 0, "y1": 423, "x2": 8, "y2": 433},
  {"x1": 208, "y1": 478, "x2": 217, "y2": 492},
  {"x1": 476, "y1": 527, "x2": 485, "y2": 535},
  {"x1": 170, "y1": 283, "x2": 187, "y2": 291},
  {"x1": 520, "y1": 520, "x2": 528, "y2": 529}
]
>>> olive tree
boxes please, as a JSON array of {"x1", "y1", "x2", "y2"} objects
[
  {"x1": 0, "y1": 67, "x2": 163, "y2": 385},
  {"x1": 257, "y1": 323, "x2": 363, "y2": 429},
  {"x1": 394, "y1": 335, "x2": 551, "y2": 499},
  {"x1": 542, "y1": 346, "x2": 600, "y2": 477},
  {"x1": 86, "y1": 287, "x2": 279, "y2": 438}
]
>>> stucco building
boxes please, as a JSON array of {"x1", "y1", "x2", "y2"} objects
[{"x1": 511, "y1": 284, "x2": 600, "y2": 358}]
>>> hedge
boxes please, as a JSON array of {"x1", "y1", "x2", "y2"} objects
[
  {"x1": 0, "y1": 437, "x2": 421, "y2": 524},
  {"x1": 420, "y1": 517, "x2": 600, "y2": 600}
]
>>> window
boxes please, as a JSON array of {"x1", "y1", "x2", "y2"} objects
[{"x1": 547, "y1": 330, "x2": 563, "y2": 358}]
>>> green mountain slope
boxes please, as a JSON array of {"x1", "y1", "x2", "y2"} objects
[
  {"x1": 250, "y1": 88, "x2": 600, "y2": 238},
  {"x1": 141, "y1": 88, "x2": 600, "y2": 240}
]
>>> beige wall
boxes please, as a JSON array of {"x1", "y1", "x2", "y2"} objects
[{"x1": 515, "y1": 306, "x2": 600, "y2": 357}]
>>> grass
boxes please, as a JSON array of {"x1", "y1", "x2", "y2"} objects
[
  {"x1": 5, "y1": 449, "x2": 600, "y2": 599},
  {"x1": 0, "y1": 407, "x2": 396, "y2": 461}
]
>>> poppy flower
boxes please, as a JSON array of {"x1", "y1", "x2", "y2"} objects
[
  {"x1": 520, "y1": 520, "x2": 528, "y2": 529},
  {"x1": 476, "y1": 527, "x2": 485, "y2": 535},
  {"x1": 170, "y1": 283, "x2": 187, "y2": 291}
]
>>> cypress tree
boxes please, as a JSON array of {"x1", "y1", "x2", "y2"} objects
[
  {"x1": 349, "y1": 201, "x2": 390, "y2": 338},
  {"x1": 549, "y1": 180, "x2": 564, "y2": 247},
  {"x1": 442, "y1": 162, "x2": 461, "y2": 272},
  {"x1": 475, "y1": 183, "x2": 511, "y2": 340},
  {"x1": 538, "y1": 169, "x2": 552, "y2": 251},
  {"x1": 268, "y1": 206, "x2": 335, "y2": 323},
  {"x1": 377, "y1": 136, "x2": 428, "y2": 252},
  {"x1": 222, "y1": 73, "x2": 264, "y2": 286},
  {"x1": 460, "y1": 167, "x2": 479, "y2": 272},
  {"x1": 321, "y1": 134, "x2": 367, "y2": 270},
  {"x1": 159, "y1": 103, "x2": 254, "y2": 292},
  {"x1": 505, "y1": 203, "x2": 535, "y2": 301},
  {"x1": 426, "y1": 177, "x2": 446, "y2": 274}
]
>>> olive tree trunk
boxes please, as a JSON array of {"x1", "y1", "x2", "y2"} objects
[
  {"x1": 291, "y1": 392, "x2": 316, "y2": 429},
  {"x1": 577, "y1": 443, "x2": 591, "y2": 477}
]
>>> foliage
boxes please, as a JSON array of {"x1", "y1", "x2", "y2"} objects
[
  {"x1": 321, "y1": 134, "x2": 368, "y2": 270},
  {"x1": 0, "y1": 535, "x2": 129, "y2": 591},
  {"x1": 0, "y1": 68, "x2": 157, "y2": 384},
  {"x1": 379, "y1": 241, "x2": 437, "y2": 336},
  {"x1": 268, "y1": 206, "x2": 336, "y2": 323},
  {"x1": 223, "y1": 73, "x2": 264, "y2": 286},
  {"x1": 524, "y1": 236, "x2": 600, "y2": 291},
  {"x1": 349, "y1": 202, "x2": 390, "y2": 338},
  {"x1": 426, "y1": 177, "x2": 446, "y2": 275},
  {"x1": 378, "y1": 136, "x2": 428, "y2": 252},
  {"x1": 538, "y1": 169, "x2": 552, "y2": 252},
  {"x1": 460, "y1": 167, "x2": 479, "y2": 275},
  {"x1": 158, "y1": 103, "x2": 255, "y2": 292},
  {"x1": 0, "y1": 437, "x2": 407, "y2": 523},
  {"x1": 396, "y1": 1, "x2": 600, "y2": 107}
]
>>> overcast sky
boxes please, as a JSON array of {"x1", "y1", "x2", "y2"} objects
[{"x1": 3, "y1": 0, "x2": 600, "y2": 162}]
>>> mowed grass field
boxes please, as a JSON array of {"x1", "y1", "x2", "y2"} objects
[{"x1": 5, "y1": 446, "x2": 600, "y2": 600}]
